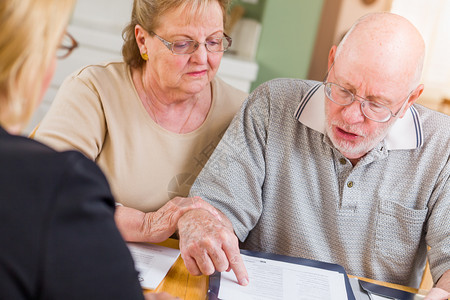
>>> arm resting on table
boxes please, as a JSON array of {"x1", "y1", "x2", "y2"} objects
[{"x1": 115, "y1": 197, "x2": 223, "y2": 243}]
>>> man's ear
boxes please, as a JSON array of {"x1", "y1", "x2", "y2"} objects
[
  {"x1": 399, "y1": 83, "x2": 424, "y2": 118},
  {"x1": 328, "y1": 45, "x2": 337, "y2": 69}
]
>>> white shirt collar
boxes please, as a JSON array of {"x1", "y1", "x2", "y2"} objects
[{"x1": 294, "y1": 83, "x2": 423, "y2": 150}]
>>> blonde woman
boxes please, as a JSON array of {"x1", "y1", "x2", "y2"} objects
[{"x1": 0, "y1": 0, "x2": 173, "y2": 299}]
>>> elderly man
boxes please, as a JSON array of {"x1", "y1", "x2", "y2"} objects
[{"x1": 177, "y1": 12, "x2": 450, "y2": 299}]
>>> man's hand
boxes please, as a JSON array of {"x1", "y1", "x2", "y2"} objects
[
  {"x1": 425, "y1": 270, "x2": 450, "y2": 300},
  {"x1": 177, "y1": 208, "x2": 249, "y2": 286},
  {"x1": 424, "y1": 287, "x2": 450, "y2": 300},
  {"x1": 142, "y1": 196, "x2": 222, "y2": 243},
  {"x1": 115, "y1": 196, "x2": 220, "y2": 243}
]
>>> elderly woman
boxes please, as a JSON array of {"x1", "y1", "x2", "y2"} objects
[
  {"x1": 34, "y1": 0, "x2": 247, "y2": 242},
  {"x1": 0, "y1": 0, "x2": 177, "y2": 298}
]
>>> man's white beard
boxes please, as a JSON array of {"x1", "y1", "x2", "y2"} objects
[{"x1": 325, "y1": 114, "x2": 395, "y2": 159}]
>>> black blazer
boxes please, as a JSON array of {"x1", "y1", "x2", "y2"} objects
[{"x1": 0, "y1": 127, "x2": 144, "y2": 299}]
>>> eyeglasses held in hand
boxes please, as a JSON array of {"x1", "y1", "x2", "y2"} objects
[
  {"x1": 151, "y1": 32, "x2": 232, "y2": 55},
  {"x1": 57, "y1": 32, "x2": 78, "y2": 59}
]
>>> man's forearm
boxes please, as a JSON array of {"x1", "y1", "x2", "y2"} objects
[
  {"x1": 425, "y1": 270, "x2": 450, "y2": 300},
  {"x1": 435, "y1": 269, "x2": 450, "y2": 294},
  {"x1": 214, "y1": 208, "x2": 234, "y2": 230}
]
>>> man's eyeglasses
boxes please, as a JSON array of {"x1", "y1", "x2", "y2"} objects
[
  {"x1": 151, "y1": 32, "x2": 232, "y2": 55},
  {"x1": 57, "y1": 32, "x2": 78, "y2": 59},
  {"x1": 323, "y1": 63, "x2": 412, "y2": 123}
]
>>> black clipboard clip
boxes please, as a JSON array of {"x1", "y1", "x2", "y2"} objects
[{"x1": 359, "y1": 280, "x2": 417, "y2": 300}]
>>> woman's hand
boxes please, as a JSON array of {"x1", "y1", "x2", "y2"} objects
[
  {"x1": 144, "y1": 291, "x2": 179, "y2": 300},
  {"x1": 115, "y1": 196, "x2": 221, "y2": 243}
]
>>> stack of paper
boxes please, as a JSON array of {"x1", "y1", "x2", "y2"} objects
[
  {"x1": 217, "y1": 253, "x2": 348, "y2": 300},
  {"x1": 127, "y1": 242, "x2": 180, "y2": 290}
]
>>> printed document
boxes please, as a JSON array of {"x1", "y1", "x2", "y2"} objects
[
  {"x1": 218, "y1": 253, "x2": 348, "y2": 300},
  {"x1": 127, "y1": 242, "x2": 180, "y2": 289}
]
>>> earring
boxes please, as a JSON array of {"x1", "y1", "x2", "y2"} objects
[{"x1": 141, "y1": 52, "x2": 149, "y2": 61}]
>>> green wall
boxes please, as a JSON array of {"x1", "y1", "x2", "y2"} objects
[
  {"x1": 250, "y1": 0, "x2": 324, "y2": 90},
  {"x1": 231, "y1": 0, "x2": 267, "y2": 22}
]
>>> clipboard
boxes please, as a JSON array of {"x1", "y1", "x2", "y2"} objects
[{"x1": 208, "y1": 249, "x2": 356, "y2": 300}]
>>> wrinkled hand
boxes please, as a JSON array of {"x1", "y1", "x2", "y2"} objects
[
  {"x1": 424, "y1": 287, "x2": 450, "y2": 300},
  {"x1": 177, "y1": 209, "x2": 249, "y2": 286},
  {"x1": 142, "y1": 196, "x2": 221, "y2": 243},
  {"x1": 144, "y1": 291, "x2": 179, "y2": 300}
]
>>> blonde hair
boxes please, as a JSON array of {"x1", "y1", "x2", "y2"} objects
[
  {"x1": 0, "y1": 0, "x2": 76, "y2": 131},
  {"x1": 122, "y1": 0, "x2": 230, "y2": 68}
]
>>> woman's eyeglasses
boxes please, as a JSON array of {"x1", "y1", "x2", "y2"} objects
[{"x1": 151, "y1": 31, "x2": 232, "y2": 55}]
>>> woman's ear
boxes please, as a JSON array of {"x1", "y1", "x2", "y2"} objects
[{"x1": 134, "y1": 25, "x2": 148, "y2": 50}]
